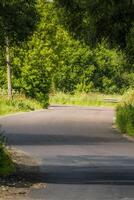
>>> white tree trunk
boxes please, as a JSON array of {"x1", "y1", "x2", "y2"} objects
[{"x1": 5, "y1": 35, "x2": 12, "y2": 99}]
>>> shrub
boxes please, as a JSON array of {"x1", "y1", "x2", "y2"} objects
[
  {"x1": 93, "y1": 41, "x2": 127, "y2": 94},
  {"x1": 116, "y1": 90, "x2": 134, "y2": 136}
]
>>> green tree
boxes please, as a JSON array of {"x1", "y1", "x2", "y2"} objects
[
  {"x1": 11, "y1": 0, "x2": 57, "y2": 106},
  {"x1": 0, "y1": 0, "x2": 38, "y2": 98},
  {"x1": 0, "y1": 0, "x2": 132, "y2": 99},
  {"x1": 54, "y1": 0, "x2": 134, "y2": 48}
]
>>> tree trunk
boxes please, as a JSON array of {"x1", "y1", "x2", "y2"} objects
[
  {"x1": 130, "y1": 0, "x2": 134, "y2": 5},
  {"x1": 5, "y1": 35, "x2": 12, "y2": 99}
]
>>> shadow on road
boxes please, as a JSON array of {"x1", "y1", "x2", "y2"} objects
[
  {"x1": 6, "y1": 133, "x2": 128, "y2": 146},
  {"x1": 12, "y1": 165, "x2": 134, "y2": 185},
  {"x1": 10, "y1": 155, "x2": 134, "y2": 185}
]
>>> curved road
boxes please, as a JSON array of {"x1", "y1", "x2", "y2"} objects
[{"x1": 1, "y1": 106, "x2": 134, "y2": 199}]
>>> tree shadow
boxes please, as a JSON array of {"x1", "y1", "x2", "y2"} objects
[
  {"x1": 5, "y1": 133, "x2": 128, "y2": 146},
  {"x1": 5, "y1": 155, "x2": 134, "y2": 186}
]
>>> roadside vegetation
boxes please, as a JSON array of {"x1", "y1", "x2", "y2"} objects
[
  {"x1": 0, "y1": 92, "x2": 42, "y2": 116},
  {"x1": 50, "y1": 92, "x2": 121, "y2": 107},
  {"x1": 116, "y1": 90, "x2": 134, "y2": 137},
  {"x1": 0, "y1": 128, "x2": 15, "y2": 176}
]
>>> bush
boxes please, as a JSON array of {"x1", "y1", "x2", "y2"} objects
[
  {"x1": 116, "y1": 90, "x2": 134, "y2": 136},
  {"x1": 52, "y1": 36, "x2": 127, "y2": 94},
  {"x1": 93, "y1": 41, "x2": 127, "y2": 94},
  {"x1": 11, "y1": 2, "x2": 128, "y2": 96}
]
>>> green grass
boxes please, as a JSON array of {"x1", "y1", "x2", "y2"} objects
[
  {"x1": 0, "y1": 93, "x2": 42, "y2": 116},
  {"x1": 0, "y1": 129, "x2": 15, "y2": 176},
  {"x1": 116, "y1": 90, "x2": 134, "y2": 137},
  {"x1": 0, "y1": 92, "x2": 43, "y2": 175},
  {"x1": 50, "y1": 92, "x2": 121, "y2": 107},
  {"x1": 0, "y1": 146, "x2": 15, "y2": 176}
]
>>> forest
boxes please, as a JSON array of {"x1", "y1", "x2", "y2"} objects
[{"x1": 0, "y1": 0, "x2": 134, "y2": 106}]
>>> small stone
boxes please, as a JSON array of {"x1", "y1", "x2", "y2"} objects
[
  {"x1": 1, "y1": 186, "x2": 7, "y2": 191},
  {"x1": 31, "y1": 183, "x2": 47, "y2": 189},
  {"x1": 18, "y1": 191, "x2": 27, "y2": 195}
]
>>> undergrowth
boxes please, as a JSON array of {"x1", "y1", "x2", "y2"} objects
[
  {"x1": 50, "y1": 92, "x2": 121, "y2": 107},
  {"x1": 0, "y1": 127, "x2": 15, "y2": 176},
  {"x1": 0, "y1": 93, "x2": 42, "y2": 116},
  {"x1": 116, "y1": 90, "x2": 134, "y2": 136}
]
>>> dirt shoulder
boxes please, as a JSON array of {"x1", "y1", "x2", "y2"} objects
[{"x1": 0, "y1": 147, "x2": 46, "y2": 200}]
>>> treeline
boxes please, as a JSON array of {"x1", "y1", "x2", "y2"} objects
[{"x1": 0, "y1": 0, "x2": 134, "y2": 106}]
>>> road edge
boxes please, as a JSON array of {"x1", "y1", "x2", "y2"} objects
[{"x1": 0, "y1": 109, "x2": 48, "y2": 119}]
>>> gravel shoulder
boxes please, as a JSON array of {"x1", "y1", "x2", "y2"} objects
[{"x1": 0, "y1": 147, "x2": 46, "y2": 200}]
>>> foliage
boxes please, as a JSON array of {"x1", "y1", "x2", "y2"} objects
[
  {"x1": 54, "y1": 0, "x2": 134, "y2": 48},
  {"x1": 9, "y1": 1, "x2": 56, "y2": 106},
  {"x1": 0, "y1": 127, "x2": 14, "y2": 176},
  {"x1": 12, "y1": 43, "x2": 52, "y2": 107},
  {"x1": 0, "y1": 0, "x2": 38, "y2": 44},
  {"x1": 53, "y1": 34, "x2": 95, "y2": 93},
  {"x1": 53, "y1": 0, "x2": 134, "y2": 94},
  {"x1": 0, "y1": 0, "x2": 134, "y2": 103},
  {"x1": 92, "y1": 42, "x2": 127, "y2": 93},
  {"x1": 116, "y1": 90, "x2": 134, "y2": 136},
  {"x1": 0, "y1": 47, "x2": 6, "y2": 88},
  {"x1": 0, "y1": 92, "x2": 42, "y2": 116},
  {"x1": 50, "y1": 92, "x2": 121, "y2": 107},
  {"x1": 126, "y1": 24, "x2": 134, "y2": 67},
  {"x1": 52, "y1": 37, "x2": 127, "y2": 93}
]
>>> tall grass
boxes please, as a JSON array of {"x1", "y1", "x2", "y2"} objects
[
  {"x1": 0, "y1": 127, "x2": 15, "y2": 176},
  {"x1": 0, "y1": 92, "x2": 42, "y2": 116},
  {"x1": 50, "y1": 92, "x2": 121, "y2": 107},
  {"x1": 116, "y1": 90, "x2": 134, "y2": 136}
]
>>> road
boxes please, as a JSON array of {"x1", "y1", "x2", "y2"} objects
[{"x1": 1, "y1": 106, "x2": 134, "y2": 200}]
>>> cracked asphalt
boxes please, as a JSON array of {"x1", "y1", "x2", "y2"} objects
[{"x1": 1, "y1": 106, "x2": 134, "y2": 200}]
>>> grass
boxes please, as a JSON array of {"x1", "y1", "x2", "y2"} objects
[
  {"x1": 50, "y1": 92, "x2": 121, "y2": 107},
  {"x1": 0, "y1": 93, "x2": 42, "y2": 116},
  {"x1": 0, "y1": 91, "x2": 43, "y2": 175},
  {"x1": 0, "y1": 128, "x2": 15, "y2": 176},
  {"x1": 116, "y1": 90, "x2": 134, "y2": 137}
]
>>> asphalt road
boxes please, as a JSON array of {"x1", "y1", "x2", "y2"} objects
[{"x1": 1, "y1": 106, "x2": 134, "y2": 200}]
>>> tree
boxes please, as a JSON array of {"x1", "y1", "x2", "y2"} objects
[
  {"x1": 0, "y1": 0, "x2": 132, "y2": 97},
  {"x1": 11, "y1": 0, "x2": 56, "y2": 106},
  {"x1": 54, "y1": 0, "x2": 134, "y2": 48},
  {"x1": 0, "y1": 0, "x2": 38, "y2": 98},
  {"x1": 14, "y1": 0, "x2": 128, "y2": 95}
]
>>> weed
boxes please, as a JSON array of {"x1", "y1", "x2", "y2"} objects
[
  {"x1": 0, "y1": 127, "x2": 15, "y2": 176},
  {"x1": 116, "y1": 90, "x2": 134, "y2": 136},
  {"x1": 0, "y1": 92, "x2": 42, "y2": 116},
  {"x1": 50, "y1": 92, "x2": 121, "y2": 107}
]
